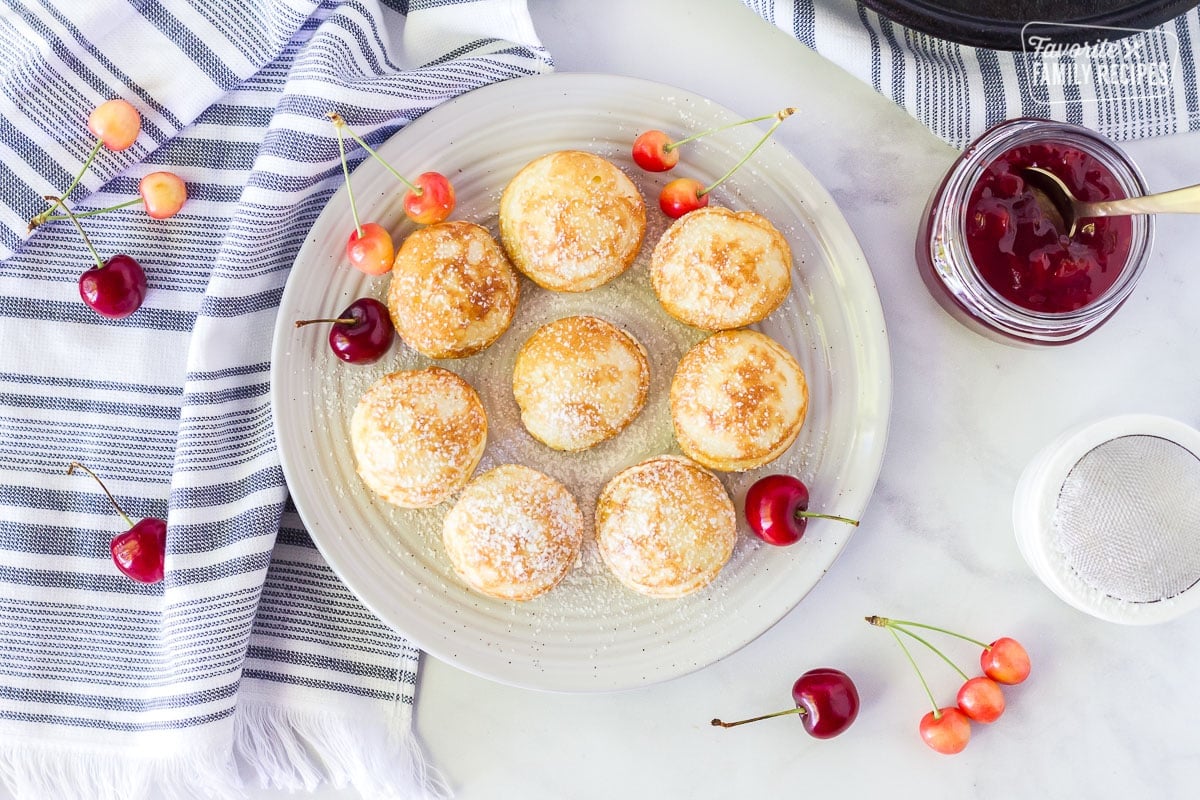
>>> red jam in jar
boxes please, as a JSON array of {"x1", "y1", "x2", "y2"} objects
[
  {"x1": 965, "y1": 143, "x2": 1132, "y2": 314},
  {"x1": 917, "y1": 119, "x2": 1153, "y2": 346}
]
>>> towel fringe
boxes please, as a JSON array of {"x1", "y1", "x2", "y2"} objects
[
  {"x1": 0, "y1": 740, "x2": 244, "y2": 800},
  {"x1": 234, "y1": 698, "x2": 450, "y2": 799}
]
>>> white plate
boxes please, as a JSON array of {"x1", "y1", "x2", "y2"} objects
[{"x1": 270, "y1": 73, "x2": 891, "y2": 693}]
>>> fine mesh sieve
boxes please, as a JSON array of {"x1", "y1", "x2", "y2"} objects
[
  {"x1": 1014, "y1": 415, "x2": 1200, "y2": 624},
  {"x1": 1054, "y1": 435, "x2": 1200, "y2": 604}
]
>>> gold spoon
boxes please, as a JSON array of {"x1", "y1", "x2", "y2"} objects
[{"x1": 1023, "y1": 166, "x2": 1200, "y2": 237}]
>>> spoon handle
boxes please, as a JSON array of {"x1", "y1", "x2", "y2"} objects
[{"x1": 1083, "y1": 183, "x2": 1200, "y2": 218}]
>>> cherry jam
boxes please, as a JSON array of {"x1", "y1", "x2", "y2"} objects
[
  {"x1": 918, "y1": 119, "x2": 1152, "y2": 346},
  {"x1": 965, "y1": 143, "x2": 1132, "y2": 314}
]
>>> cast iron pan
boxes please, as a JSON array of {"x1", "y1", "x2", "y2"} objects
[{"x1": 860, "y1": 0, "x2": 1198, "y2": 50}]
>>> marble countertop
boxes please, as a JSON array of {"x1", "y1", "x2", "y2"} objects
[{"x1": 273, "y1": 1, "x2": 1200, "y2": 798}]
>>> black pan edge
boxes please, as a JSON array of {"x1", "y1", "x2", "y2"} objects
[{"x1": 859, "y1": 0, "x2": 1198, "y2": 50}]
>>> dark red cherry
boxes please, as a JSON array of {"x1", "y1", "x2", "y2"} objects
[
  {"x1": 295, "y1": 297, "x2": 394, "y2": 364},
  {"x1": 68, "y1": 462, "x2": 165, "y2": 584},
  {"x1": 711, "y1": 667, "x2": 860, "y2": 739},
  {"x1": 791, "y1": 668, "x2": 861, "y2": 739},
  {"x1": 744, "y1": 474, "x2": 859, "y2": 546},
  {"x1": 78, "y1": 254, "x2": 147, "y2": 318},
  {"x1": 111, "y1": 518, "x2": 166, "y2": 583}
]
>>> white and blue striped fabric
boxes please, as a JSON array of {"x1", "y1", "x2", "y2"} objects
[
  {"x1": 0, "y1": 2, "x2": 551, "y2": 799},
  {"x1": 745, "y1": 0, "x2": 1200, "y2": 147}
]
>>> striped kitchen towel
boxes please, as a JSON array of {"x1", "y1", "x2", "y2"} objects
[
  {"x1": 0, "y1": 2, "x2": 551, "y2": 799},
  {"x1": 744, "y1": 0, "x2": 1200, "y2": 147}
]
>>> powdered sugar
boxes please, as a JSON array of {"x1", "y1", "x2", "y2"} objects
[
  {"x1": 322, "y1": 195, "x2": 823, "y2": 621},
  {"x1": 512, "y1": 314, "x2": 650, "y2": 451},
  {"x1": 442, "y1": 464, "x2": 584, "y2": 601}
]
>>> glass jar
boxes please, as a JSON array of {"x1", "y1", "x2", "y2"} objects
[{"x1": 917, "y1": 118, "x2": 1154, "y2": 346}]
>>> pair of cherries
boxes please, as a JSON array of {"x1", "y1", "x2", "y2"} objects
[
  {"x1": 328, "y1": 111, "x2": 455, "y2": 277},
  {"x1": 31, "y1": 99, "x2": 188, "y2": 319},
  {"x1": 293, "y1": 112, "x2": 460, "y2": 365},
  {"x1": 632, "y1": 107, "x2": 796, "y2": 218},
  {"x1": 713, "y1": 667, "x2": 861, "y2": 740}
]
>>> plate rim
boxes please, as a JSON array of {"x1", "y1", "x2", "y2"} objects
[{"x1": 269, "y1": 71, "x2": 893, "y2": 693}]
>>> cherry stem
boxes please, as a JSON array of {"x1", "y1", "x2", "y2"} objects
[
  {"x1": 31, "y1": 197, "x2": 143, "y2": 230},
  {"x1": 892, "y1": 625, "x2": 970, "y2": 682},
  {"x1": 887, "y1": 626, "x2": 941, "y2": 716},
  {"x1": 327, "y1": 111, "x2": 420, "y2": 194},
  {"x1": 667, "y1": 112, "x2": 781, "y2": 152},
  {"x1": 59, "y1": 140, "x2": 103, "y2": 207},
  {"x1": 45, "y1": 196, "x2": 104, "y2": 270},
  {"x1": 328, "y1": 114, "x2": 363, "y2": 239},
  {"x1": 66, "y1": 461, "x2": 134, "y2": 529},
  {"x1": 700, "y1": 107, "x2": 796, "y2": 197},
  {"x1": 710, "y1": 706, "x2": 807, "y2": 728},
  {"x1": 870, "y1": 616, "x2": 990, "y2": 650},
  {"x1": 796, "y1": 510, "x2": 859, "y2": 527},
  {"x1": 295, "y1": 317, "x2": 355, "y2": 328},
  {"x1": 32, "y1": 140, "x2": 105, "y2": 228}
]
